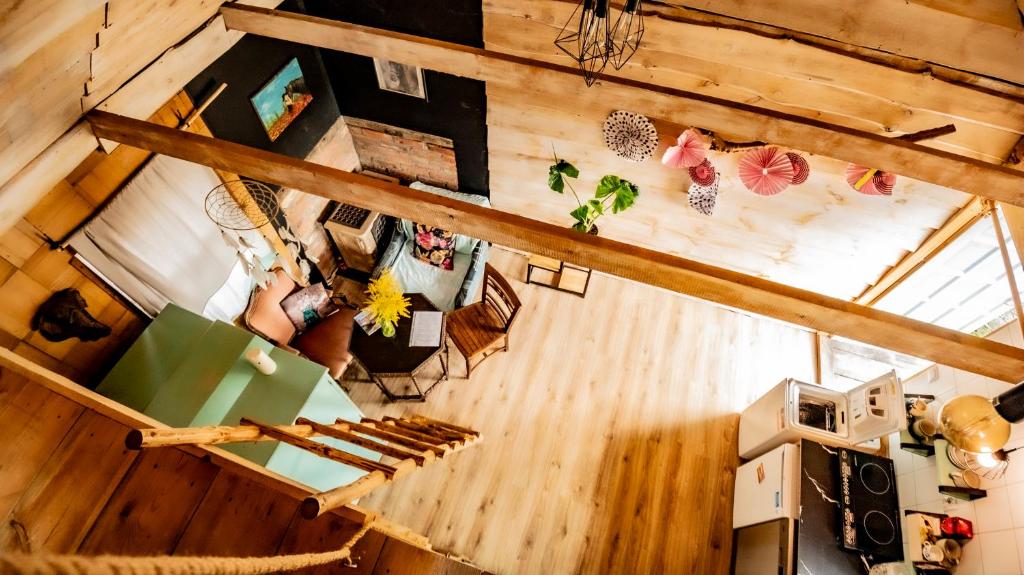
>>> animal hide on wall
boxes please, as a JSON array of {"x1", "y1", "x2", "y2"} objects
[{"x1": 31, "y1": 289, "x2": 112, "y2": 342}]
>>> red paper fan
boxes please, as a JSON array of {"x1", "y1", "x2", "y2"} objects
[
  {"x1": 661, "y1": 129, "x2": 707, "y2": 168},
  {"x1": 786, "y1": 152, "x2": 810, "y2": 185},
  {"x1": 688, "y1": 158, "x2": 717, "y2": 186},
  {"x1": 846, "y1": 164, "x2": 891, "y2": 195},
  {"x1": 738, "y1": 147, "x2": 794, "y2": 196},
  {"x1": 872, "y1": 171, "x2": 896, "y2": 195}
]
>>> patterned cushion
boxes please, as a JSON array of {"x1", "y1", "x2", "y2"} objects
[
  {"x1": 412, "y1": 223, "x2": 455, "y2": 271},
  {"x1": 280, "y1": 283, "x2": 336, "y2": 330}
]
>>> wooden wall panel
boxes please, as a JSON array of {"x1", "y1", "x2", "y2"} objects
[
  {"x1": 0, "y1": 6, "x2": 104, "y2": 188},
  {"x1": 0, "y1": 94, "x2": 206, "y2": 385},
  {"x1": 0, "y1": 371, "x2": 84, "y2": 522},
  {"x1": 477, "y1": 0, "x2": 1024, "y2": 301},
  {"x1": 482, "y1": 0, "x2": 1024, "y2": 164},
  {"x1": 85, "y1": 0, "x2": 224, "y2": 106},
  {"x1": 668, "y1": 0, "x2": 1024, "y2": 85},
  {"x1": 486, "y1": 84, "x2": 969, "y2": 300},
  {"x1": 173, "y1": 473, "x2": 298, "y2": 556},
  {"x1": 79, "y1": 448, "x2": 221, "y2": 555},
  {"x1": 0, "y1": 410, "x2": 136, "y2": 552}
]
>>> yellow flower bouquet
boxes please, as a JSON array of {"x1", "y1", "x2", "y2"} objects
[{"x1": 363, "y1": 269, "x2": 410, "y2": 337}]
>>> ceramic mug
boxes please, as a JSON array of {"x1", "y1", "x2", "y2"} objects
[
  {"x1": 935, "y1": 538, "x2": 962, "y2": 563},
  {"x1": 922, "y1": 541, "x2": 945, "y2": 563}
]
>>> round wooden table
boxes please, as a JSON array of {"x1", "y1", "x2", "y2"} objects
[{"x1": 349, "y1": 293, "x2": 449, "y2": 402}]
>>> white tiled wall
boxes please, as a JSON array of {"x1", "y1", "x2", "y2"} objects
[{"x1": 891, "y1": 321, "x2": 1024, "y2": 575}]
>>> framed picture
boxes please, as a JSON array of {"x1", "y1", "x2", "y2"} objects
[
  {"x1": 373, "y1": 58, "x2": 427, "y2": 99},
  {"x1": 250, "y1": 57, "x2": 313, "y2": 142}
]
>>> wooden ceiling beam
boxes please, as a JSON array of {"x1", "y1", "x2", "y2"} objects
[
  {"x1": 854, "y1": 197, "x2": 991, "y2": 306},
  {"x1": 85, "y1": 110, "x2": 1024, "y2": 382},
  {"x1": 668, "y1": 0, "x2": 1024, "y2": 86},
  {"x1": 218, "y1": 5, "x2": 1024, "y2": 208}
]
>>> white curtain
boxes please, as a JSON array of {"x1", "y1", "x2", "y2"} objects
[{"x1": 71, "y1": 155, "x2": 260, "y2": 319}]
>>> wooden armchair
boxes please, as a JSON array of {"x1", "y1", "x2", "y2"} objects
[{"x1": 447, "y1": 263, "x2": 522, "y2": 377}]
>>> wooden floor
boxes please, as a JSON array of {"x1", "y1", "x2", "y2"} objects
[{"x1": 345, "y1": 248, "x2": 817, "y2": 574}]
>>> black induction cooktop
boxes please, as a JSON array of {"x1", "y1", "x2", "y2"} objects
[{"x1": 836, "y1": 447, "x2": 904, "y2": 563}]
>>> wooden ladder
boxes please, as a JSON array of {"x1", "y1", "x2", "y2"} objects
[{"x1": 126, "y1": 415, "x2": 481, "y2": 519}]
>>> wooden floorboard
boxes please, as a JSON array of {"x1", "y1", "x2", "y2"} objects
[
  {"x1": 0, "y1": 410, "x2": 137, "y2": 552},
  {"x1": 345, "y1": 248, "x2": 817, "y2": 574},
  {"x1": 78, "y1": 448, "x2": 220, "y2": 555},
  {"x1": 173, "y1": 472, "x2": 299, "y2": 557},
  {"x1": 0, "y1": 371, "x2": 83, "y2": 521}
]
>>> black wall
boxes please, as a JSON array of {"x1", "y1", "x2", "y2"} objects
[
  {"x1": 184, "y1": 34, "x2": 339, "y2": 160},
  {"x1": 304, "y1": 1, "x2": 489, "y2": 196}
]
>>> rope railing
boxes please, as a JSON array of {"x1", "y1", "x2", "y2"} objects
[{"x1": 0, "y1": 521, "x2": 374, "y2": 575}]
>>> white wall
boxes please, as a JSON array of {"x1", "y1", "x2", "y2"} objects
[{"x1": 891, "y1": 320, "x2": 1024, "y2": 575}]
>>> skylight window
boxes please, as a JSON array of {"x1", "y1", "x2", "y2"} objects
[
  {"x1": 822, "y1": 209, "x2": 1021, "y2": 389},
  {"x1": 874, "y1": 212, "x2": 1021, "y2": 336}
]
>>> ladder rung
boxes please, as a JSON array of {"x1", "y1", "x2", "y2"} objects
[
  {"x1": 296, "y1": 418, "x2": 429, "y2": 465},
  {"x1": 383, "y1": 417, "x2": 467, "y2": 444},
  {"x1": 242, "y1": 418, "x2": 398, "y2": 477},
  {"x1": 401, "y1": 418, "x2": 474, "y2": 443},
  {"x1": 339, "y1": 420, "x2": 449, "y2": 457},
  {"x1": 363, "y1": 418, "x2": 451, "y2": 446},
  {"x1": 409, "y1": 415, "x2": 480, "y2": 438}
]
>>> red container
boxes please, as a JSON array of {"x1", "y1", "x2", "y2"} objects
[{"x1": 941, "y1": 516, "x2": 974, "y2": 540}]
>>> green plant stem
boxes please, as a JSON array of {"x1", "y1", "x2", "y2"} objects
[
  {"x1": 551, "y1": 143, "x2": 584, "y2": 209},
  {"x1": 564, "y1": 178, "x2": 584, "y2": 209}
]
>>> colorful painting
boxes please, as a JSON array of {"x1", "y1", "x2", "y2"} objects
[{"x1": 250, "y1": 58, "x2": 313, "y2": 142}]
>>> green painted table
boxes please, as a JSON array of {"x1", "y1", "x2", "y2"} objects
[{"x1": 97, "y1": 303, "x2": 378, "y2": 492}]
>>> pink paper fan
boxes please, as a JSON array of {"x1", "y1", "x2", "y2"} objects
[
  {"x1": 846, "y1": 164, "x2": 886, "y2": 195},
  {"x1": 688, "y1": 158, "x2": 717, "y2": 186},
  {"x1": 872, "y1": 171, "x2": 896, "y2": 195},
  {"x1": 786, "y1": 152, "x2": 810, "y2": 185},
  {"x1": 738, "y1": 147, "x2": 794, "y2": 196},
  {"x1": 661, "y1": 129, "x2": 707, "y2": 168}
]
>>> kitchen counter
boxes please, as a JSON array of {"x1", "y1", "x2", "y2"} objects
[{"x1": 797, "y1": 439, "x2": 872, "y2": 575}]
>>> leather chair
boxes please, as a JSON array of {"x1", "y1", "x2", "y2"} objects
[
  {"x1": 243, "y1": 269, "x2": 357, "y2": 380},
  {"x1": 447, "y1": 264, "x2": 522, "y2": 377}
]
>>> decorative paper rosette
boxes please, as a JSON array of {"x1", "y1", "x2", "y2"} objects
[
  {"x1": 603, "y1": 110, "x2": 659, "y2": 163},
  {"x1": 662, "y1": 129, "x2": 708, "y2": 168},
  {"x1": 846, "y1": 164, "x2": 896, "y2": 196},
  {"x1": 688, "y1": 158, "x2": 717, "y2": 186},
  {"x1": 786, "y1": 152, "x2": 810, "y2": 185},
  {"x1": 738, "y1": 147, "x2": 794, "y2": 196},
  {"x1": 872, "y1": 171, "x2": 897, "y2": 195},
  {"x1": 688, "y1": 172, "x2": 719, "y2": 215}
]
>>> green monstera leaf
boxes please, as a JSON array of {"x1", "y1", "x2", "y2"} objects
[
  {"x1": 595, "y1": 175, "x2": 621, "y2": 198},
  {"x1": 547, "y1": 160, "x2": 579, "y2": 193},
  {"x1": 594, "y1": 175, "x2": 639, "y2": 213},
  {"x1": 611, "y1": 179, "x2": 639, "y2": 213}
]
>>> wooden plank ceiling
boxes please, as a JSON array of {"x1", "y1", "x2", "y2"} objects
[
  {"x1": 481, "y1": 0, "x2": 1024, "y2": 300},
  {"x1": 0, "y1": 0, "x2": 282, "y2": 233}
]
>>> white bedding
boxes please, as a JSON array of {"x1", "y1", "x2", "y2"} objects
[{"x1": 390, "y1": 240, "x2": 472, "y2": 312}]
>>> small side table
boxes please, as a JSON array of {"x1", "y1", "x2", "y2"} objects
[
  {"x1": 526, "y1": 254, "x2": 592, "y2": 298},
  {"x1": 349, "y1": 293, "x2": 449, "y2": 402}
]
